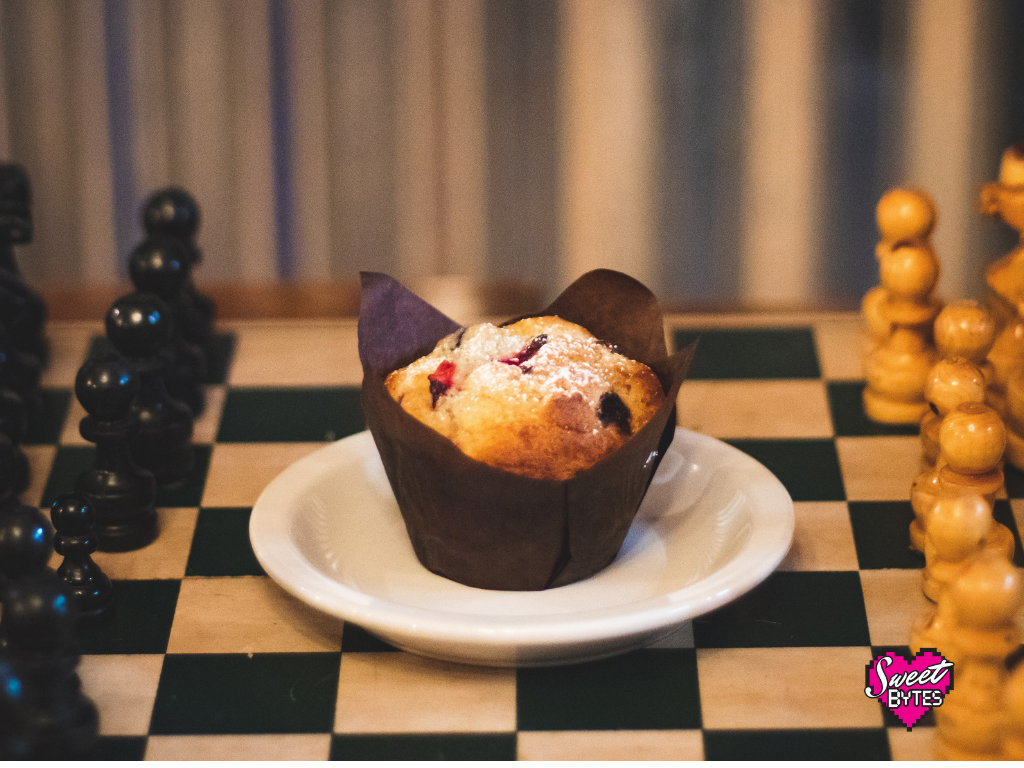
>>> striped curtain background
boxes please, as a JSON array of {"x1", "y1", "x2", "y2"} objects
[{"x1": 0, "y1": 0, "x2": 1022, "y2": 308}]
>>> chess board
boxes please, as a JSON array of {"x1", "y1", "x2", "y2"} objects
[{"x1": 22, "y1": 313, "x2": 1024, "y2": 761}]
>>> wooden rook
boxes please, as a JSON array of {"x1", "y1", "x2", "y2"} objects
[{"x1": 863, "y1": 188, "x2": 942, "y2": 424}]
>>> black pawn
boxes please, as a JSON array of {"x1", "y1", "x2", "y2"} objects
[
  {"x1": 105, "y1": 293, "x2": 194, "y2": 487},
  {"x1": 0, "y1": 434, "x2": 52, "y2": 586},
  {"x1": 129, "y1": 236, "x2": 207, "y2": 415},
  {"x1": 51, "y1": 493, "x2": 113, "y2": 624},
  {"x1": 74, "y1": 353, "x2": 158, "y2": 551},
  {"x1": 0, "y1": 574, "x2": 99, "y2": 759},
  {"x1": 142, "y1": 187, "x2": 214, "y2": 344},
  {"x1": 0, "y1": 164, "x2": 48, "y2": 366}
]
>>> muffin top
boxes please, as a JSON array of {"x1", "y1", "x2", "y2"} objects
[{"x1": 384, "y1": 316, "x2": 665, "y2": 480}]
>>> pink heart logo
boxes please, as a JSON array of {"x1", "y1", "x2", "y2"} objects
[{"x1": 864, "y1": 649, "x2": 954, "y2": 729}]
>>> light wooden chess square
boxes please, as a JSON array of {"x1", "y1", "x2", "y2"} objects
[
  {"x1": 202, "y1": 442, "x2": 325, "y2": 507},
  {"x1": 813, "y1": 317, "x2": 867, "y2": 381},
  {"x1": 697, "y1": 647, "x2": 883, "y2": 730},
  {"x1": 516, "y1": 730, "x2": 704, "y2": 761},
  {"x1": 78, "y1": 654, "x2": 164, "y2": 735},
  {"x1": 778, "y1": 502, "x2": 859, "y2": 571},
  {"x1": 835, "y1": 436, "x2": 923, "y2": 501},
  {"x1": 859, "y1": 569, "x2": 932, "y2": 646},
  {"x1": 888, "y1": 726, "x2": 935, "y2": 760},
  {"x1": 166, "y1": 576, "x2": 343, "y2": 654},
  {"x1": 145, "y1": 734, "x2": 331, "y2": 761},
  {"x1": 228, "y1": 321, "x2": 362, "y2": 386},
  {"x1": 676, "y1": 380, "x2": 833, "y2": 439},
  {"x1": 334, "y1": 653, "x2": 516, "y2": 734}
]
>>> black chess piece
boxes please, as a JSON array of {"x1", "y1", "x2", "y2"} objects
[
  {"x1": 105, "y1": 293, "x2": 194, "y2": 487},
  {"x1": 51, "y1": 493, "x2": 113, "y2": 625},
  {"x1": 0, "y1": 321, "x2": 43, "y2": 428},
  {"x1": 0, "y1": 379, "x2": 29, "y2": 494},
  {"x1": 0, "y1": 164, "x2": 48, "y2": 366},
  {"x1": 0, "y1": 434, "x2": 52, "y2": 586},
  {"x1": 73, "y1": 353, "x2": 158, "y2": 551},
  {"x1": 0, "y1": 574, "x2": 99, "y2": 759},
  {"x1": 129, "y1": 236, "x2": 207, "y2": 415},
  {"x1": 142, "y1": 187, "x2": 215, "y2": 344}
]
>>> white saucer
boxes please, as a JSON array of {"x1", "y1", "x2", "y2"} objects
[{"x1": 249, "y1": 428, "x2": 794, "y2": 667}]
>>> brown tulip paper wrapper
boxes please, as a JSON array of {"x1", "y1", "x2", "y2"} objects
[{"x1": 358, "y1": 269, "x2": 696, "y2": 591}]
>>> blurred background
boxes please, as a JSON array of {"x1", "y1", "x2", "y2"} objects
[{"x1": 0, "y1": 0, "x2": 1022, "y2": 313}]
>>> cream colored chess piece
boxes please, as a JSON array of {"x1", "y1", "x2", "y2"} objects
[
  {"x1": 863, "y1": 243, "x2": 942, "y2": 423},
  {"x1": 946, "y1": 551, "x2": 1022, "y2": 666},
  {"x1": 876, "y1": 187, "x2": 937, "y2": 259},
  {"x1": 934, "y1": 660, "x2": 1007, "y2": 760},
  {"x1": 862, "y1": 190, "x2": 941, "y2": 416},
  {"x1": 920, "y1": 302, "x2": 994, "y2": 465},
  {"x1": 1002, "y1": 662, "x2": 1024, "y2": 759},
  {"x1": 910, "y1": 402, "x2": 1009, "y2": 554},
  {"x1": 911, "y1": 586, "x2": 954, "y2": 658},
  {"x1": 932, "y1": 554, "x2": 1023, "y2": 759},
  {"x1": 922, "y1": 495, "x2": 993, "y2": 602},
  {"x1": 910, "y1": 550, "x2": 1013, "y2": 666},
  {"x1": 982, "y1": 145, "x2": 1024, "y2": 414}
]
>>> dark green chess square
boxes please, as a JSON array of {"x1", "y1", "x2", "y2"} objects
[
  {"x1": 217, "y1": 388, "x2": 364, "y2": 443},
  {"x1": 516, "y1": 649, "x2": 700, "y2": 731},
  {"x1": 88, "y1": 332, "x2": 235, "y2": 384},
  {"x1": 185, "y1": 508, "x2": 264, "y2": 577},
  {"x1": 150, "y1": 653, "x2": 341, "y2": 734},
  {"x1": 87, "y1": 736, "x2": 148, "y2": 761},
  {"x1": 672, "y1": 328, "x2": 820, "y2": 379},
  {"x1": 725, "y1": 439, "x2": 846, "y2": 501},
  {"x1": 869, "y1": 646, "x2": 938, "y2": 729},
  {"x1": 702, "y1": 729, "x2": 891, "y2": 760},
  {"x1": 340, "y1": 623, "x2": 399, "y2": 652},
  {"x1": 41, "y1": 444, "x2": 211, "y2": 508},
  {"x1": 848, "y1": 502, "x2": 926, "y2": 570},
  {"x1": 1006, "y1": 464, "x2": 1024, "y2": 498},
  {"x1": 78, "y1": 580, "x2": 179, "y2": 654},
  {"x1": 330, "y1": 734, "x2": 516, "y2": 761},
  {"x1": 692, "y1": 571, "x2": 870, "y2": 647},
  {"x1": 827, "y1": 382, "x2": 920, "y2": 437},
  {"x1": 23, "y1": 388, "x2": 71, "y2": 445}
]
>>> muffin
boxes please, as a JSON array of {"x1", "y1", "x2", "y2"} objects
[
  {"x1": 384, "y1": 316, "x2": 666, "y2": 481},
  {"x1": 359, "y1": 269, "x2": 695, "y2": 590}
]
